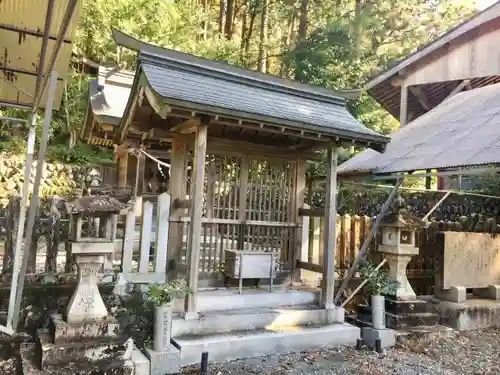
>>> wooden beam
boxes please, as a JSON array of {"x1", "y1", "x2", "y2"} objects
[
  {"x1": 170, "y1": 118, "x2": 200, "y2": 134},
  {"x1": 184, "y1": 122, "x2": 208, "y2": 319},
  {"x1": 400, "y1": 84, "x2": 408, "y2": 127},
  {"x1": 408, "y1": 86, "x2": 430, "y2": 111},
  {"x1": 321, "y1": 147, "x2": 338, "y2": 310},
  {"x1": 168, "y1": 135, "x2": 189, "y2": 279},
  {"x1": 173, "y1": 198, "x2": 192, "y2": 210},
  {"x1": 116, "y1": 144, "x2": 129, "y2": 187},
  {"x1": 446, "y1": 79, "x2": 471, "y2": 100}
]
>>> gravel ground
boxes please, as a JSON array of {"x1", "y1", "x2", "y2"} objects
[{"x1": 181, "y1": 328, "x2": 500, "y2": 375}]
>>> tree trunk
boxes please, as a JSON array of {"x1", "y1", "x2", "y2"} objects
[
  {"x1": 353, "y1": 0, "x2": 362, "y2": 56},
  {"x1": 245, "y1": 5, "x2": 258, "y2": 56},
  {"x1": 279, "y1": 11, "x2": 296, "y2": 77},
  {"x1": 294, "y1": 0, "x2": 309, "y2": 81},
  {"x1": 258, "y1": 0, "x2": 269, "y2": 73},
  {"x1": 225, "y1": 0, "x2": 235, "y2": 39},
  {"x1": 240, "y1": 4, "x2": 248, "y2": 62},
  {"x1": 219, "y1": 0, "x2": 227, "y2": 35},
  {"x1": 202, "y1": 0, "x2": 210, "y2": 40}
]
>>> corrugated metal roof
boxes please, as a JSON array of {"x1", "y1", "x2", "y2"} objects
[
  {"x1": 89, "y1": 67, "x2": 134, "y2": 125},
  {"x1": 0, "y1": 0, "x2": 81, "y2": 109},
  {"x1": 338, "y1": 83, "x2": 500, "y2": 175}
]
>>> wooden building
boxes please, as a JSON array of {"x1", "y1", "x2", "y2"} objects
[
  {"x1": 111, "y1": 29, "x2": 389, "y2": 319},
  {"x1": 363, "y1": 1, "x2": 500, "y2": 188},
  {"x1": 81, "y1": 65, "x2": 170, "y2": 192}
]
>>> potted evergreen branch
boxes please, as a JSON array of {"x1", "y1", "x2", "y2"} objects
[
  {"x1": 146, "y1": 278, "x2": 193, "y2": 352},
  {"x1": 359, "y1": 261, "x2": 400, "y2": 330}
]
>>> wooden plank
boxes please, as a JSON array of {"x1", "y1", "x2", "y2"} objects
[
  {"x1": 400, "y1": 84, "x2": 408, "y2": 127},
  {"x1": 185, "y1": 123, "x2": 208, "y2": 318},
  {"x1": 121, "y1": 205, "x2": 136, "y2": 273},
  {"x1": 170, "y1": 118, "x2": 200, "y2": 134},
  {"x1": 293, "y1": 159, "x2": 307, "y2": 281},
  {"x1": 296, "y1": 261, "x2": 322, "y2": 273},
  {"x1": 321, "y1": 146, "x2": 338, "y2": 309},
  {"x1": 139, "y1": 201, "x2": 154, "y2": 274},
  {"x1": 121, "y1": 272, "x2": 166, "y2": 284},
  {"x1": 155, "y1": 193, "x2": 171, "y2": 274}
]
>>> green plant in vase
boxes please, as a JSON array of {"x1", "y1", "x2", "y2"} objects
[
  {"x1": 146, "y1": 279, "x2": 193, "y2": 352},
  {"x1": 358, "y1": 261, "x2": 400, "y2": 329}
]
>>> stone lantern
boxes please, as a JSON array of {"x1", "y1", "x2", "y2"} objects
[
  {"x1": 378, "y1": 195, "x2": 428, "y2": 301},
  {"x1": 65, "y1": 196, "x2": 122, "y2": 324}
]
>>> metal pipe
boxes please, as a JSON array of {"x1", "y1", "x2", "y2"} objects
[
  {"x1": 34, "y1": 0, "x2": 79, "y2": 110},
  {"x1": 6, "y1": 113, "x2": 38, "y2": 331},
  {"x1": 34, "y1": 0, "x2": 55, "y2": 100},
  {"x1": 9, "y1": 72, "x2": 59, "y2": 332},
  {"x1": 333, "y1": 179, "x2": 403, "y2": 305},
  {"x1": 200, "y1": 352, "x2": 208, "y2": 375}
]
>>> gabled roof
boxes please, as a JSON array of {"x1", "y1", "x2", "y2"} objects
[
  {"x1": 113, "y1": 30, "x2": 390, "y2": 150},
  {"x1": 89, "y1": 66, "x2": 134, "y2": 126},
  {"x1": 338, "y1": 83, "x2": 500, "y2": 175},
  {"x1": 366, "y1": 2, "x2": 500, "y2": 91},
  {"x1": 365, "y1": 1, "x2": 500, "y2": 120}
]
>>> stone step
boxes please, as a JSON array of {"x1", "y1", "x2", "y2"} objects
[
  {"x1": 172, "y1": 288, "x2": 318, "y2": 313},
  {"x1": 385, "y1": 311, "x2": 440, "y2": 329},
  {"x1": 385, "y1": 298, "x2": 431, "y2": 315},
  {"x1": 171, "y1": 305, "x2": 328, "y2": 337},
  {"x1": 173, "y1": 323, "x2": 360, "y2": 367}
]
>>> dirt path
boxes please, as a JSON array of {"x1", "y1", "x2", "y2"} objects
[{"x1": 181, "y1": 328, "x2": 500, "y2": 375}]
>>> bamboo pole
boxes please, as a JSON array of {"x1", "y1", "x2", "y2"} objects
[{"x1": 333, "y1": 178, "x2": 403, "y2": 306}]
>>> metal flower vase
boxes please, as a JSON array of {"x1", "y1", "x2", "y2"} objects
[
  {"x1": 371, "y1": 295, "x2": 386, "y2": 329},
  {"x1": 154, "y1": 302, "x2": 173, "y2": 352}
]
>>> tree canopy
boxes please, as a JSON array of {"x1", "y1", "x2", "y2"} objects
[{"x1": 0, "y1": 0, "x2": 478, "y2": 162}]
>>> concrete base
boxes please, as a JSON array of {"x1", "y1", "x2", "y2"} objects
[
  {"x1": 50, "y1": 313, "x2": 119, "y2": 344},
  {"x1": 173, "y1": 323, "x2": 360, "y2": 367},
  {"x1": 38, "y1": 330, "x2": 126, "y2": 367},
  {"x1": 473, "y1": 285, "x2": 500, "y2": 300},
  {"x1": 431, "y1": 297, "x2": 500, "y2": 331},
  {"x1": 361, "y1": 327, "x2": 396, "y2": 349},
  {"x1": 435, "y1": 286, "x2": 466, "y2": 303},
  {"x1": 145, "y1": 346, "x2": 181, "y2": 375}
]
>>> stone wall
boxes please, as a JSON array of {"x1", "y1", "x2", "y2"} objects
[{"x1": 0, "y1": 154, "x2": 103, "y2": 207}]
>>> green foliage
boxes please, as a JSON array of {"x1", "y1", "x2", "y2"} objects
[
  {"x1": 146, "y1": 279, "x2": 193, "y2": 307},
  {"x1": 45, "y1": 144, "x2": 114, "y2": 165},
  {"x1": 359, "y1": 261, "x2": 400, "y2": 296}
]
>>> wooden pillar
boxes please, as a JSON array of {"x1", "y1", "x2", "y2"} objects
[
  {"x1": 400, "y1": 84, "x2": 408, "y2": 128},
  {"x1": 292, "y1": 158, "x2": 307, "y2": 282},
  {"x1": 134, "y1": 150, "x2": 146, "y2": 216},
  {"x1": 321, "y1": 147, "x2": 338, "y2": 309},
  {"x1": 116, "y1": 145, "x2": 129, "y2": 188},
  {"x1": 168, "y1": 136, "x2": 189, "y2": 277},
  {"x1": 184, "y1": 123, "x2": 208, "y2": 319}
]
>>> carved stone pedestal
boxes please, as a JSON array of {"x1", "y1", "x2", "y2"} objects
[
  {"x1": 383, "y1": 251, "x2": 418, "y2": 301},
  {"x1": 66, "y1": 254, "x2": 108, "y2": 324}
]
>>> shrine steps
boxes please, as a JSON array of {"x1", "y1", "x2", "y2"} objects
[
  {"x1": 171, "y1": 305, "x2": 329, "y2": 337},
  {"x1": 171, "y1": 287, "x2": 360, "y2": 366},
  {"x1": 171, "y1": 287, "x2": 319, "y2": 313},
  {"x1": 173, "y1": 323, "x2": 360, "y2": 367}
]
